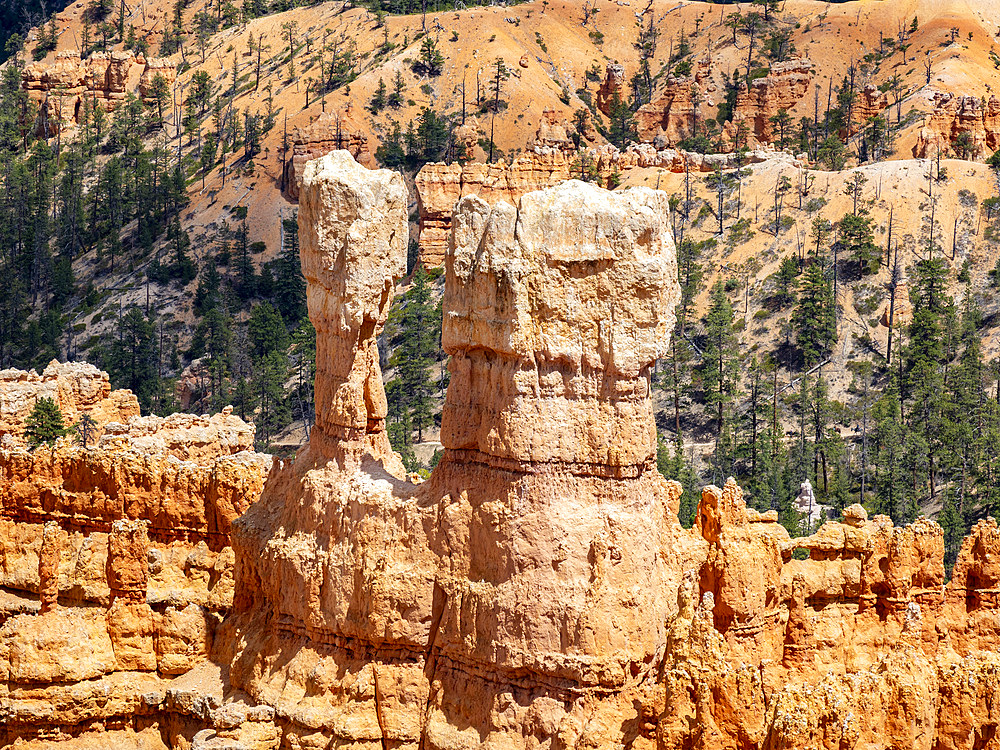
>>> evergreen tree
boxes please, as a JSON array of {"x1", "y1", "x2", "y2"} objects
[
  {"x1": 701, "y1": 282, "x2": 739, "y2": 445},
  {"x1": 254, "y1": 350, "x2": 291, "y2": 449},
  {"x1": 657, "y1": 436, "x2": 700, "y2": 527},
  {"x1": 412, "y1": 36, "x2": 445, "y2": 77},
  {"x1": 938, "y1": 489, "x2": 964, "y2": 571},
  {"x1": 248, "y1": 301, "x2": 289, "y2": 360},
  {"x1": 106, "y1": 307, "x2": 159, "y2": 411},
  {"x1": 386, "y1": 266, "x2": 439, "y2": 450},
  {"x1": 25, "y1": 396, "x2": 67, "y2": 448},
  {"x1": 273, "y1": 217, "x2": 306, "y2": 324},
  {"x1": 904, "y1": 258, "x2": 950, "y2": 504},
  {"x1": 607, "y1": 92, "x2": 637, "y2": 149},
  {"x1": 837, "y1": 212, "x2": 880, "y2": 275},
  {"x1": 794, "y1": 259, "x2": 836, "y2": 366}
]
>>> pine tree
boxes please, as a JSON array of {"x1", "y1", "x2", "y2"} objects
[
  {"x1": 25, "y1": 396, "x2": 67, "y2": 448},
  {"x1": 837, "y1": 212, "x2": 880, "y2": 275},
  {"x1": 657, "y1": 435, "x2": 700, "y2": 527},
  {"x1": 254, "y1": 350, "x2": 291, "y2": 449},
  {"x1": 904, "y1": 258, "x2": 950, "y2": 504},
  {"x1": 794, "y1": 259, "x2": 836, "y2": 367},
  {"x1": 607, "y1": 92, "x2": 637, "y2": 149},
  {"x1": 106, "y1": 307, "x2": 159, "y2": 411},
  {"x1": 701, "y1": 282, "x2": 738, "y2": 444},
  {"x1": 872, "y1": 379, "x2": 907, "y2": 521},
  {"x1": 369, "y1": 78, "x2": 387, "y2": 113},
  {"x1": 248, "y1": 302, "x2": 289, "y2": 360},
  {"x1": 387, "y1": 266, "x2": 439, "y2": 449},
  {"x1": 938, "y1": 489, "x2": 964, "y2": 571},
  {"x1": 192, "y1": 307, "x2": 233, "y2": 411},
  {"x1": 273, "y1": 217, "x2": 306, "y2": 324}
]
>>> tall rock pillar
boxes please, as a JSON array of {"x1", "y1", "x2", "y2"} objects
[{"x1": 297, "y1": 150, "x2": 407, "y2": 472}]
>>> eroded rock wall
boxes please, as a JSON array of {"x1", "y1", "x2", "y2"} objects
[
  {"x1": 219, "y1": 151, "x2": 699, "y2": 749},
  {"x1": 220, "y1": 151, "x2": 1000, "y2": 750},
  {"x1": 914, "y1": 92, "x2": 1000, "y2": 160},
  {"x1": 283, "y1": 108, "x2": 373, "y2": 200},
  {"x1": 0, "y1": 359, "x2": 140, "y2": 444},
  {"x1": 21, "y1": 50, "x2": 166, "y2": 136},
  {"x1": 414, "y1": 144, "x2": 799, "y2": 267},
  {"x1": 0, "y1": 366, "x2": 270, "y2": 747},
  {"x1": 723, "y1": 59, "x2": 815, "y2": 149}
]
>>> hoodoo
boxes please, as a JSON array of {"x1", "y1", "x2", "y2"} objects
[{"x1": 221, "y1": 151, "x2": 696, "y2": 748}]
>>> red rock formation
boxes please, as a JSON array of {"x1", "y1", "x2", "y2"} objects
[
  {"x1": 414, "y1": 146, "x2": 799, "y2": 266},
  {"x1": 635, "y1": 76, "x2": 699, "y2": 145},
  {"x1": 0, "y1": 363, "x2": 271, "y2": 745},
  {"x1": 282, "y1": 108, "x2": 372, "y2": 200},
  {"x1": 529, "y1": 107, "x2": 580, "y2": 152},
  {"x1": 222, "y1": 158, "x2": 1000, "y2": 748},
  {"x1": 219, "y1": 154, "x2": 693, "y2": 749},
  {"x1": 850, "y1": 83, "x2": 890, "y2": 134},
  {"x1": 414, "y1": 150, "x2": 574, "y2": 266},
  {"x1": 12, "y1": 155, "x2": 1000, "y2": 749},
  {"x1": 138, "y1": 57, "x2": 177, "y2": 103},
  {"x1": 21, "y1": 50, "x2": 143, "y2": 136},
  {"x1": 596, "y1": 61, "x2": 626, "y2": 115},
  {"x1": 37, "y1": 521, "x2": 61, "y2": 613},
  {"x1": 723, "y1": 59, "x2": 815, "y2": 149},
  {"x1": 913, "y1": 92, "x2": 1000, "y2": 160},
  {"x1": 296, "y1": 151, "x2": 406, "y2": 472},
  {"x1": 453, "y1": 115, "x2": 481, "y2": 161}
]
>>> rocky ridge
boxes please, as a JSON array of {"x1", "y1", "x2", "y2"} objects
[
  {"x1": 22, "y1": 49, "x2": 171, "y2": 136},
  {"x1": 0, "y1": 360, "x2": 139, "y2": 444},
  {"x1": 914, "y1": 91, "x2": 1000, "y2": 159},
  {"x1": 283, "y1": 108, "x2": 373, "y2": 200}
]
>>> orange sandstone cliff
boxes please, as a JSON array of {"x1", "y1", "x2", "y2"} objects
[{"x1": 0, "y1": 365, "x2": 270, "y2": 747}]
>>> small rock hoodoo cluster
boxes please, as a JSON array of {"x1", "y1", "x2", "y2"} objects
[{"x1": 7, "y1": 152, "x2": 1000, "y2": 749}]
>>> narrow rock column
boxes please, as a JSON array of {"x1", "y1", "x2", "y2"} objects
[
  {"x1": 107, "y1": 518, "x2": 150, "y2": 602},
  {"x1": 38, "y1": 521, "x2": 61, "y2": 613},
  {"x1": 106, "y1": 518, "x2": 157, "y2": 670},
  {"x1": 298, "y1": 150, "x2": 407, "y2": 472}
]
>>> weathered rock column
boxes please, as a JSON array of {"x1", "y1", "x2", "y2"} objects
[
  {"x1": 37, "y1": 521, "x2": 61, "y2": 612},
  {"x1": 432, "y1": 179, "x2": 689, "y2": 685},
  {"x1": 297, "y1": 150, "x2": 407, "y2": 472},
  {"x1": 106, "y1": 518, "x2": 157, "y2": 670}
]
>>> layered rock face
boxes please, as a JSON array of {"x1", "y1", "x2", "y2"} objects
[
  {"x1": 12, "y1": 153, "x2": 1000, "y2": 749},
  {"x1": 0, "y1": 359, "x2": 139, "y2": 443},
  {"x1": 283, "y1": 108, "x2": 372, "y2": 200},
  {"x1": 138, "y1": 58, "x2": 178, "y2": 104},
  {"x1": 220, "y1": 151, "x2": 1000, "y2": 750},
  {"x1": 723, "y1": 59, "x2": 815, "y2": 149},
  {"x1": 850, "y1": 83, "x2": 890, "y2": 134},
  {"x1": 414, "y1": 150, "x2": 573, "y2": 266},
  {"x1": 914, "y1": 92, "x2": 1000, "y2": 160},
  {"x1": 21, "y1": 50, "x2": 157, "y2": 136},
  {"x1": 635, "y1": 76, "x2": 699, "y2": 145},
  {"x1": 596, "y1": 61, "x2": 626, "y2": 115},
  {"x1": 0, "y1": 365, "x2": 269, "y2": 747}
]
